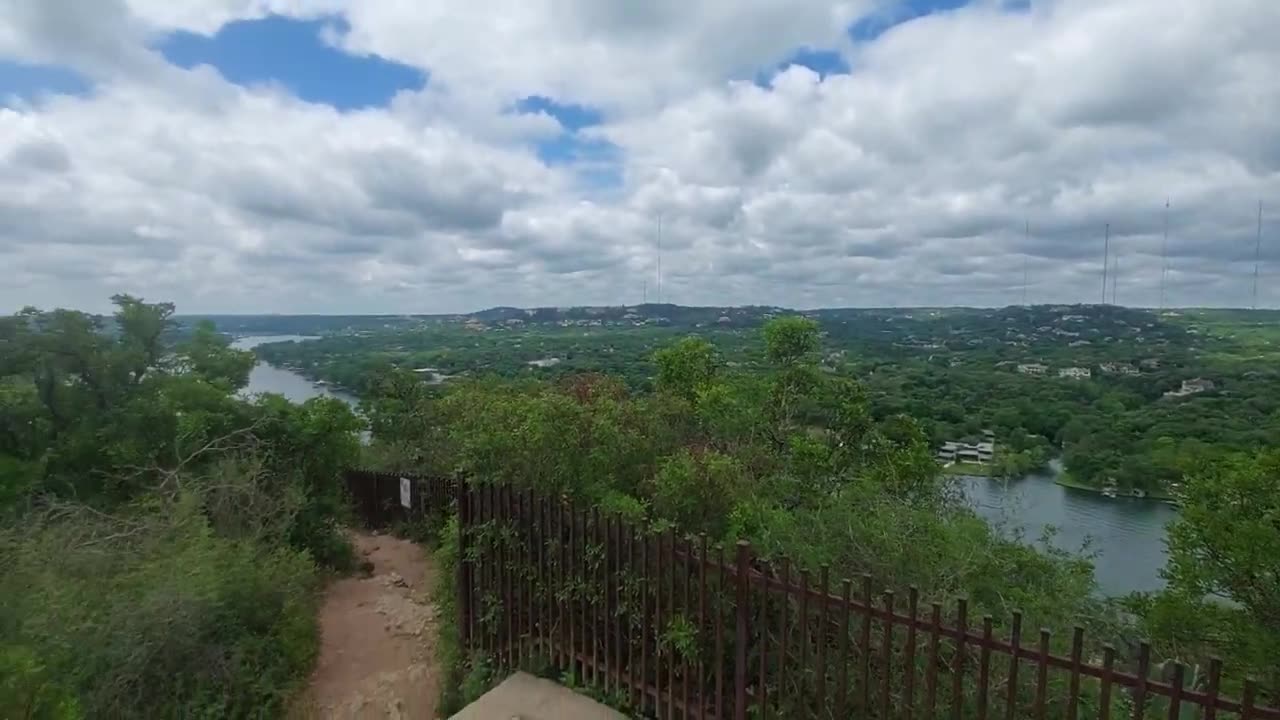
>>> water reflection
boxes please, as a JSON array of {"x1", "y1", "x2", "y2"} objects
[
  {"x1": 230, "y1": 335, "x2": 359, "y2": 407},
  {"x1": 959, "y1": 460, "x2": 1178, "y2": 597}
]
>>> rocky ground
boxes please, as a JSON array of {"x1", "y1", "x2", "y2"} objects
[{"x1": 294, "y1": 532, "x2": 442, "y2": 719}]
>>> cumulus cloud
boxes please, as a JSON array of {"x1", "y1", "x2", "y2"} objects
[
  {"x1": 1, "y1": 0, "x2": 1279, "y2": 313},
  {"x1": 331, "y1": 0, "x2": 869, "y2": 113}
]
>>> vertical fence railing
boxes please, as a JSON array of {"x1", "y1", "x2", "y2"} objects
[
  {"x1": 344, "y1": 471, "x2": 1277, "y2": 720},
  {"x1": 453, "y1": 482, "x2": 743, "y2": 719},
  {"x1": 342, "y1": 469, "x2": 457, "y2": 528}
]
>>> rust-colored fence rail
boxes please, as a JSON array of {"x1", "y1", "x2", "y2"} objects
[{"x1": 344, "y1": 471, "x2": 1277, "y2": 720}]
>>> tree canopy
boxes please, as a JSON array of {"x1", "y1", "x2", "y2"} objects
[{"x1": 1, "y1": 297, "x2": 363, "y2": 718}]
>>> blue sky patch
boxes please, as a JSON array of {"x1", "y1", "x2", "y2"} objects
[
  {"x1": 157, "y1": 14, "x2": 425, "y2": 109},
  {"x1": 533, "y1": 134, "x2": 618, "y2": 167},
  {"x1": 753, "y1": 46, "x2": 850, "y2": 89},
  {"x1": 849, "y1": 0, "x2": 973, "y2": 42},
  {"x1": 0, "y1": 61, "x2": 90, "y2": 103},
  {"x1": 766, "y1": 47, "x2": 851, "y2": 85},
  {"x1": 571, "y1": 162, "x2": 626, "y2": 195},
  {"x1": 515, "y1": 95, "x2": 603, "y2": 132},
  {"x1": 512, "y1": 95, "x2": 617, "y2": 181},
  {"x1": 782, "y1": 48, "x2": 850, "y2": 77},
  {"x1": 758, "y1": 0, "x2": 995, "y2": 84}
]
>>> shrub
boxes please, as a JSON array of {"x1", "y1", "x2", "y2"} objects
[{"x1": 0, "y1": 491, "x2": 320, "y2": 719}]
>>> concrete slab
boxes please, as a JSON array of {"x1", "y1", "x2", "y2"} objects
[{"x1": 448, "y1": 672, "x2": 627, "y2": 720}]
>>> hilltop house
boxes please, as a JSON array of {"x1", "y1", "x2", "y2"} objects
[
  {"x1": 937, "y1": 440, "x2": 995, "y2": 465},
  {"x1": 1017, "y1": 363, "x2": 1048, "y2": 376},
  {"x1": 1099, "y1": 362, "x2": 1139, "y2": 376},
  {"x1": 1164, "y1": 378, "x2": 1215, "y2": 398},
  {"x1": 1058, "y1": 367, "x2": 1092, "y2": 380}
]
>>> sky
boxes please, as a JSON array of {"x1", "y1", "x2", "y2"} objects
[{"x1": 1, "y1": 0, "x2": 1278, "y2": 314}]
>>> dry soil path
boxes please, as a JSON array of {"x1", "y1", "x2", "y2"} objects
[{"x1": 294, "y1": 532, "x2": 442, "y2": 719}]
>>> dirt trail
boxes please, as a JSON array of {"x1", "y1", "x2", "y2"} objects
[{"x1": 294, "y1": 532, "x2": 442, "y2": 719}]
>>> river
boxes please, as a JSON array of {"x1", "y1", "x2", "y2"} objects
[
  {"x1": 231, "y1": 335, "x2": 359, "y2": 407},
  {"x1": 959, "y1": 461, "x2": 1178, "y2": 596},
  {"x1": 231, "y1": 335, "x2": 1175, "y2": 597}
]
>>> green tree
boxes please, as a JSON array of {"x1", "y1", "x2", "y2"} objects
[
  {"x1": 762, "y1": 316, "x2": 822, "y2": 434},
  {"x1": 109, "y1": 294, "x2": 174, "y2": 385},
  {"x1": 176, "y1": 320, "x2": 255, "y2": 390},
  {"x1": 651, "y1": 449, "x2": 745, "y2": 537},
  {"x1": 763, "y1": 315, "x2": 820, "y2": 366},
  {"x1": 654, "y1": 336, "x2": 718, "y2": 403},
  {"x1": 1143, "y1": 451, "x2": 1280, "y2": 690},
  {"x1": 1, "y1": 296, "x2": 365, "y2": 718}
]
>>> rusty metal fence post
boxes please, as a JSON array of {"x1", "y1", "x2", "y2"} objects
[
  {"x1": 456, "y1": 478, "x2": 472, "y2": 652},
  {"x1": 734, "y1": 540, "x2": 752, "y2": 720}
]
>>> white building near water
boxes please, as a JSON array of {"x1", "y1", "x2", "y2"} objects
[{"x1": 937, "y1": 441, "x2": 995, "y2": 465}]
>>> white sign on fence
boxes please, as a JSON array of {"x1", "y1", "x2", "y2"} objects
[{"x1": 399, "y1": 477, "x2": 412, "y2": 509}]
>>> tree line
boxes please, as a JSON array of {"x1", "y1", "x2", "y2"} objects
[{"x1": 256, "y1": 304, "x2": 1280, "y2": 494}]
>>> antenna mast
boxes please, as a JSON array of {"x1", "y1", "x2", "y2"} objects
[
  {"x1": 1101, "y1": 223, "x2": 1110, "y2": 304},
  {"x1": 1161, "y1": 200, "x2": 1169, "y2": 311}
]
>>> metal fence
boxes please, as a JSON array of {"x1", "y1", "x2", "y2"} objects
[
  {"x1": 342, "y1": 468, "x2": 456, "y2": 528},
  {"x1": 345, "y1": 471, "x2": 1277, "y2": 720}
]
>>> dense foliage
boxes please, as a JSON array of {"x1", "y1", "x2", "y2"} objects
[
  {"x1": 362, "y1": 319, "x2": 1111, "y2": 652},
  {"x1": 0, "y1": 297, "x2": 362, "y2": 718},
  {"x1": 1134, "y1": 450, "x2": 1280, "y2": 691},
  {"x1": 351, "y1": 312, "x2": 1276, "y2": 702},
  {"x1": 252, "y1": 304, "x2": 1280, "y2": 496}
]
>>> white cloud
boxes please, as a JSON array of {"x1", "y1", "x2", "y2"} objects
[
  {"x1": 2, "y1": 0, "x2": 1280, "y2": 313},
  {"x1": 0, "y1": 0, "x2": 153, "y2": 75},
  {"x1": 333, "y1": 0, "x2": 869, "y2": 114},
  {"x1": 122, "y1": 0, "x2": 344, "y2": 35}
]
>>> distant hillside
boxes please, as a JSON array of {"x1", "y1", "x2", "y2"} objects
[{"x1": 175, "y1": 303, "x2": 1270, "y2": 339}]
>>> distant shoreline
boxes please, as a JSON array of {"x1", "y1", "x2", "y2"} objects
[
  {"x1": 948, "y1": 462, "x2": 1178, "y2": 504},
  {"x1": 941, "y1": 461, "x2": 994, "y2": 477},
  {"x1": 1055, "y1": 470, "x2": 1175, "y2": 502}
]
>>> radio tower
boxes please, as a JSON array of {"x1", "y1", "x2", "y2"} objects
[
  {"x1": 1160, "y1": 200, "x2": 1169, "y2": 311},
  {"x1": 1101, "y1": 223, "x2": 1110, "y2": 304}
]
